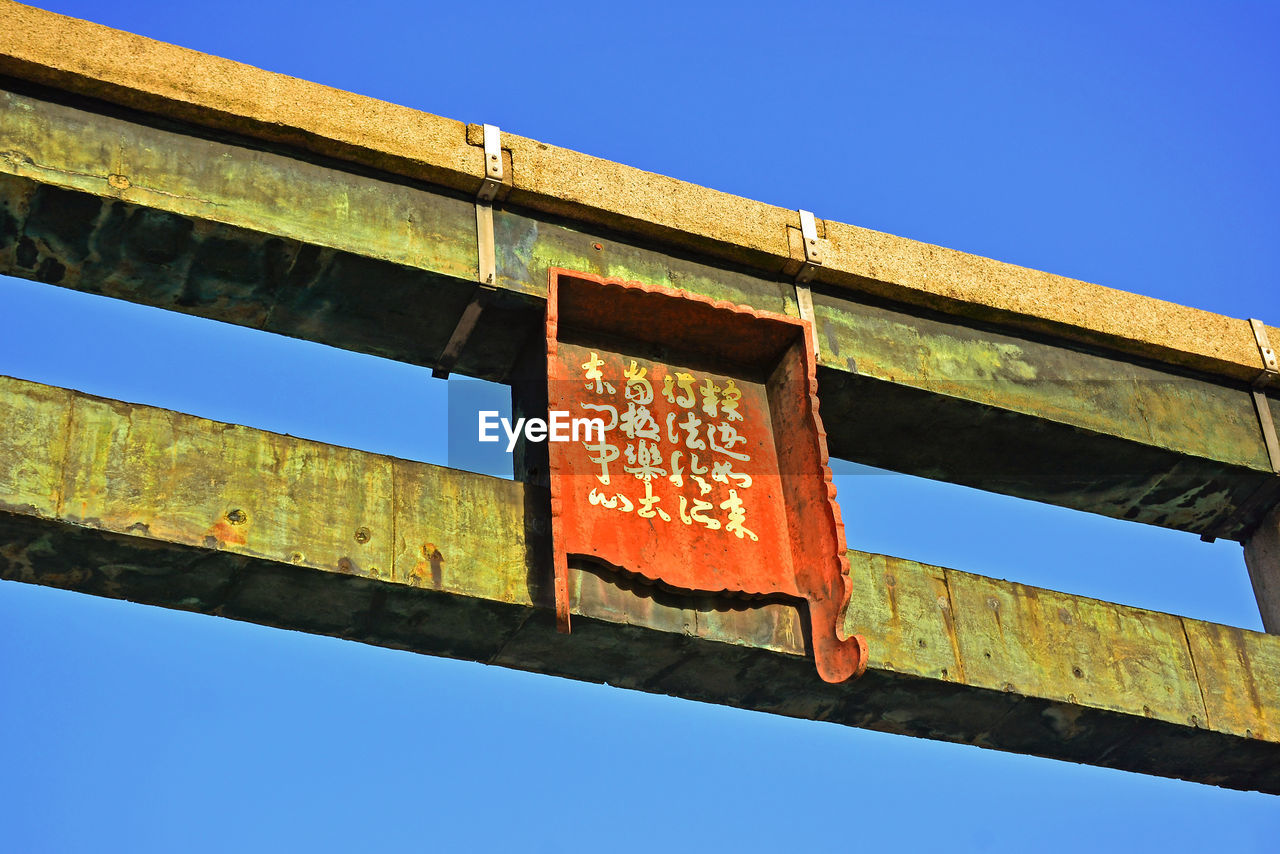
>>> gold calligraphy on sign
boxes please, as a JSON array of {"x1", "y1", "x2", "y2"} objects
[{"x1": 577, "y1": 353, "x2": 758, "y2": 542}]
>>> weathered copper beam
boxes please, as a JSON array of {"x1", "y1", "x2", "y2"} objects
[
  {"x1": 2, "y1": 374, "x2": 1277, "y2": 791},
  {"x1": 1, "y1": 84, "x2": 1275, "y2": 538},
  {"x1": 1, "y1": 0, "x2": 1274, "y2": 384}
]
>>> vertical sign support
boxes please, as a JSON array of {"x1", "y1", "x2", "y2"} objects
[
  {"x1": 434, "y1": 124, "x2": 504, "y2": 379},
  {"x1": 794, "y1": 209, "x2": 823, "y2": 358}
]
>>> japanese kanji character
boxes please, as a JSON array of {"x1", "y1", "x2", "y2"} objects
[
  {"x1": 581, "y1": 352, "x2": 616, "y2": 395},
  {"x1": 579, "y1": 402, "x2": 618, "y2": 431},
  {"x1": 689, "y1": 453, "x2": 708, "y2": 475},
  {"x1": 637, "y1": 480, "x2": 670, "y2": 521},
  {"x1": 699, "y1": 378, "x2": 721, "y2": 418},
  {"x1": 665, "y1": 411, "x2": 681, "y2": 444},
  {"x1": 720, "y1": 379, "x2": 743, "y2": 422},
  {"x1": 623, "y1": 360, "x2": 653, "y2": 405},
  {"x1": 668, "y1": 450, "x2": 685, "y2": 488},
  {"x1": 624, "y1": 440, "x2": 667, "y2": 482},
  {"x1": 679, "y1": 412, "x2": 706, "y2": 449},
  {"x1": 707, "y1": 422, "x2": 750, "y2": 461},
  {"x1": 688, "y1": 496, "x2": 721, "y2": 530},
  {"x1": 584, "y1": 439, "x2": 619, "y2": 485},
  {"x1": 719, "y1": 489, "x2": 758, "y2": 540},
  {"x1": 619, "y1": 402, "x2": 660, "y2": 440},
  {"x1": 711, "y1": 460, "x2": 752, "y2": 489},
  {"x1": 589, "y1": 487, "x2": 618, "y2": 508},
  {"x1": 662, "y1": 372, "x2": 696, "y2": 408}
]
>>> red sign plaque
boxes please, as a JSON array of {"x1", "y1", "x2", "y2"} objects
[{"x1": 546, "y1": 269, "x2": 867, "y2": 682}]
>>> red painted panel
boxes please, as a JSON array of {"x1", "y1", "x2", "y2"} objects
[{"x1": 547, "y1": 269, "x2": 867, "y2": 682}]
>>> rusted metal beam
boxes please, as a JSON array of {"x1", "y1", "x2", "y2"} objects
[
  {"x1": 1, "y1": 84, "x2": 1276, "y2": 539},
  {"x1": 1, "y1": 374, "x2": 1277, "y2": 792}
]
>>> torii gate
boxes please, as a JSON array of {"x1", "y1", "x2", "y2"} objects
[{"x1": 0, "y1": 2, "x2": 1277, "y2": 792}]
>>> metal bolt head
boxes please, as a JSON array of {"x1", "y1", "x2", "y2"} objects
[{"x1": 355, "y1": 526, "x2": 371, "y2": 545}]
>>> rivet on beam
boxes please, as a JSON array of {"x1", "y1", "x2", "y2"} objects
[{"x1": 434, "y1": 124, "x2": 503, "y2": 379}]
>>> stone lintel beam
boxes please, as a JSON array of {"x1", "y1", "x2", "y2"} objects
[
  {"x1": 1, "y1": 374, "x2": 1277, "y2": 793},
  {"x1": 0, "y1": 0, "x2": 1276, "y2": 386}
]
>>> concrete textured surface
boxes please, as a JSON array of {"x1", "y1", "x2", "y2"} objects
[
  {"x1": 2, "y1": 373, "x2": 1278, "y2": 791},
  {"x1": 0, "y1": 0, "x2": 1276, "y2": 383}
]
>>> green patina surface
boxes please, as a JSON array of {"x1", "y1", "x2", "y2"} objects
[
  {"x1": 2, "y1": 373, "x2": 1277, "y2": 791},
  {"x1": 0, "y1": 377, "x2": 69, "y2": 518},
  {"x1": 0, "y1": 83, "x2": 1275, "y2": 539},
  {"x1": 814, "y1": 296, "x2": 1266, "y2": 471},
  {"x1": 392, "y1": 461, "x2": 538, "y2": 606},
  {"x1": 846, "y1": 552, "x2": 959, "y2": 681},
  {"x1": 61, "y1": 393, "x2": 397, "y2": 581},
  {"x1": 494, "y1": 208, "x2": 799, "y2": 313},
  {"x1": 0, "y1": 89, "x2": 477, "y2": 284},
  {"x1": 1184, "y1": 620, "x2": 1280, "y2": 741},
  {"x1": 945, "y1": 571, "x2": 1205, "y2": 724}
]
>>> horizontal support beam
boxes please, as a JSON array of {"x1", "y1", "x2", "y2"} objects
[
  {"x1": 0, "y1": 84, "x2": 1275, "y2": 538},
  {"x1": 0, "y1": 0, "x2": 1275, "y2": 386},
  {"x1": 2, "y1": 374, "x2": 1277, "y2": 792}
]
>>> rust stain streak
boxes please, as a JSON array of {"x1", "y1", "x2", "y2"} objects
[{"x1": 1231, "y1": 626, "x2": 1267, "y2": 732}]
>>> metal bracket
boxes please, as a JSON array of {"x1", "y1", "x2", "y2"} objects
[
  {"x1": 1253, "y1": 388, "x2": 1280, "y2": 474},
  {"x1": 794, "y1": 210, "x2": 822, "y2": 357},
  {"x1": 795, "y1": 209, "x2": 823, "y2": 283},
  {"x1": 475, "y1": 123, "x2": 502, "y2": 286},
  {"x1": 1250, "y1": 318, "x2": 1279, "y2": 388},
  {"x1": 476, "y1": 203, "x2": 497, "y2": 288},
  {"x1": 476, "y1": 123, "x2": 503, "y2": 203},
  {"x1": 433, "y1": 125, "x2": 503, "y2": 379}
]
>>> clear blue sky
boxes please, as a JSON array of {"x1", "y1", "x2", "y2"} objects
[{"x1": 2, "y1": 1, "x2": 1278, "y2": 851}]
